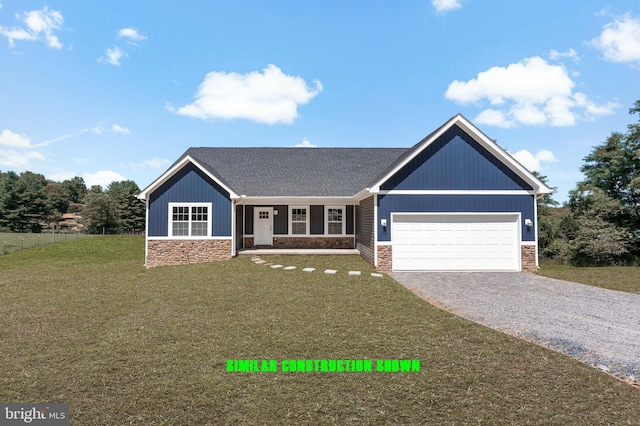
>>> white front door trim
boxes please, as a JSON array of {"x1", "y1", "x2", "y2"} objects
[{"x1": 254, "y1": 207, "x2": 274, "y2": 246}]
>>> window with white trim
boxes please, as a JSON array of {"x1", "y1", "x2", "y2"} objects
[
  {"x1": 291, "y1": 207, "x2": 308, "y2": 235},
  {"x1": 327, "y1": 207, "x2": 343, "y2": 235},
  {"x1": 169, "y1": 203, "x2": 211, "y2": 237}
]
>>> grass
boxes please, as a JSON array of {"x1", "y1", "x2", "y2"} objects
[
  {"x1": 539, "y1": 264, "x2": 640, "y2": 294},
  {"x1": 0, "y1": 232, "x2": 93, "y2": 255},
  {"x1": 1, "y1": 236, "x2": 639, "y2": 424}
]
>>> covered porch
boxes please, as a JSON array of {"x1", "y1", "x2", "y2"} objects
[{"x1": 237, "y1": 248, "x2": 361, "y2": 256}]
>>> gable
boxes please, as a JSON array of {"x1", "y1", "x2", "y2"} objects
[
  {"x1": 147, "y1": 163, "x2": 232, "y2": 237},
  {"x1": 380, "y1": 124, "x2": 533, "y2": 191}
]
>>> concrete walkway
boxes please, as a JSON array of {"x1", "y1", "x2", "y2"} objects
[
  {"x1": 392, "y1": 272, "x2": 640, "y2": 385},
  {"x1": 239, "y1": 249, "x2": 360, "y2": 256}
]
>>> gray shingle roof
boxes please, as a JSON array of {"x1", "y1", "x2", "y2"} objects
[{"x1": 184, "y1": 147, "x2": 409, "y2": 197}]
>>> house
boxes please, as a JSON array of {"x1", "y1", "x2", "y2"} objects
[{"x1": 137, "y1": 114, "x2": 552, "y2": 272}]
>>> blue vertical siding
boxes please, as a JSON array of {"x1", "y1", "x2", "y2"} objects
[
  {"x1": 245, "y1": 206, "x2": 254, "y2": 234},
  {"x1": 377, "y1": 194, "x2": 536, "y2": 242},
  {"x1": 235, "y1": 205, "x2": 244, "y2": 249},
  {"x1": 148, "y1": 163, "x2": 232, "y2": 237},
  {"x1": 381, "y1": 125, "x2": 532, "y2": 191},
  {"x1": 274, "y1": 205, "x2": 288, "y2": 235},
  {"x1": 310, "y1": 205, "x2": 324, "y2": 234}
]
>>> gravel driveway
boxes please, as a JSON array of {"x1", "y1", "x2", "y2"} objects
[{"x1": 392, "y1": 272, "x2": 640, "y2": 385}]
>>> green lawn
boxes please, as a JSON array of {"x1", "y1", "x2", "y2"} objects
[
  {"x1": 539, "y1": 264, "x2": 640, "y2": 294},
  {"x1": 0, "y1": 232, "x2": 92, "y2": 255},
  {"x1": 1, "y1": 237, "x2": 638, "y2": 424}
]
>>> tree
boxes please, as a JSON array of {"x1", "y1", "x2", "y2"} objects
[
  {"x1": 62, "y1": 177, "x2": 87, "y2": 204},
  {"x1": 577, "y1": 104, "x2": 640, "y2": 224},
  {"x1": 533, "y1": 172, "x2": 560, "y2": 259},
  {"x1": 0, "y1": 171, "x2": 21, "y2": 231},
  {"x1": 107, "y1": 180, "x2": 145, "y2": 232},
  {"x1": 572, "y1": 216, "x2": 629, "y2": 266},
  {"x1": 82, "y1": 191, "x2": 118, "y2": 234},
  {"x1": 0, "y1": 172, "x2": 51, "y2": 232},
  {"x1": 567, "y1": 100, "x2": 640, "y2": 264},
  {"x1": 44, "y1": 180, "x2": 69, "y2": 218}
]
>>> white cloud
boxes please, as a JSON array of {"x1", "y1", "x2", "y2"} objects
[
  {"x1": 175, "y1": 64, "x2": 323, "y2": 124},
  {"x1": 98, "y1": 46, "x2": 127, "y2": 66},
  {"x1": 0, "y1": 149, "x2": 45, "y2": 168},
  {"x1": 111, "y1": 124, "x2": 130, "y2": 134},
  {"x1": 83, "y1": 170, "x2": 127, "y2": 188},
  {"x1": 0, "y1": 129, "x2": 44, "y2": 169},
  {"x1": 293, "y1": 139, "x2": 316, "y2": 147},
  {"x1": 589, "y1": 14, "x2": 640, "y2": 65},
  {"x1": 117, "y1": 27, "x2": 146, "y2": 41},
  {"x1": 511, "y1": 149, "x2": 557, "y2": 172},
  {"x1": 35, "y1": 122, "x2": 126, "y2": 148},
  {"x1": 444, "y1": 56, "x2": 618, "y2": 127},
  {"x1": 98, "y1": 28, "x2": 146, "y2": 66},
  {"x1": 0, "y1": 6, "x2": 63, "y2": 49},
  {"x1": 432, "y1": 0, "x2": 462, "y2": 14},
  {"x1": 0, "y1": 129, "x2": 31, "y2": 147},
  {"x1": 549, "y1": 48, "x2": 580, "y2": 62},
  {"x1": 128, "y1": 158, "x2": 170, "y2": 170},
  {"x1": 47, "y1": 171, "x2": 77, "y2": 182}
]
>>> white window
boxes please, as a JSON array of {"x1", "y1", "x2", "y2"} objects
[
  {"x1": 326, "y1": 207, "x2": 344, "y2": 235},
  {"x1": 290, "y1": 207, "x2": 308, "y2": 235},
  {"x1": 169, "y1": 203, "x2": 212, "y2": 237}
]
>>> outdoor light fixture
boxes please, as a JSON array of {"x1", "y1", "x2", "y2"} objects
[
  {"x1": 381, "y1": 218, "x2": 387, "y2": 231},
  {"x1": 524, "y1": 218, "x2": 533, "y2": 227}
]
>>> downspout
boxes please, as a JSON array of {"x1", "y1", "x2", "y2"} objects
[
  {"x1": 534, "y1": 193, "x2": 540, "y2": 269},
  {"x1": 373, "y1": 194, "x2": 378, "y2": 267},
  {"x1": 144, "y1": 199, "x2": 149, "y2": 267}
]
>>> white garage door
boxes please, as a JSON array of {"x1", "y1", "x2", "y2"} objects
[{"x1": 392, "y1": 214, "x2": 520, "y2": 271}]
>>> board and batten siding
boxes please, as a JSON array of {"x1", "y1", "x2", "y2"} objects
[
  {"x1": 381, "y1": 124, "x2": 533, "y2": 191},
  {"x1": 356, "y1": 196, "x2": 375, "y2": 263},
  {"x1": 235, "y1": 205, "x2": 244, "y2": 250},
  {"x1": 148, "y1": 163, "x2": 232, "y2": 237},
  {"x1": 310, "y1": 205, "x2": 324, "y2": 234},
  {"x1": 273, "y1": 205, "x2": 288, "y2": 235},
  {"x1": 376, "y1": 194, "x2": 535, "y2": 243}
]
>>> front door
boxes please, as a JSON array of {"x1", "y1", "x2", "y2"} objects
[{"x1": 254, "y1": 207, "x2": 273, "y2": 246}]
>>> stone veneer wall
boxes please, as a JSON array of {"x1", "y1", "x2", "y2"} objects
[
  {"x1": 146, "y1": 239, "x2": 232, "y2": 268},
  {"x1": 521, "y1": 244, "x2": 537, "y2": 273},
  {"x1": 376, "y1": 245, "x2": 392, "y2": 273},
  {"x1": 244, "y1": 237, "x2": 354, "y2": 249}
]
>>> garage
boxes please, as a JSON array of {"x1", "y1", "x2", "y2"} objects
[{"x1": 391, "y1": 213, "x2": 520, "y2": 271}]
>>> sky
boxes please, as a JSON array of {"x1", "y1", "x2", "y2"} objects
[{"x1": 0, "y1": 1, "x2": 639, "y2": 202}]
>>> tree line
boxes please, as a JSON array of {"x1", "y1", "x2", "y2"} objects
[
  {"x1": 0, "y1": 173, "x2": 145, "y2": 234},
  {"x1": 538, "y1": 100, "x2": 640, "y2": 266}
]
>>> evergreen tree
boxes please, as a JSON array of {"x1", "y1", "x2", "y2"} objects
[
  {"x1": 62, "y1": 177, "x2": 87, "y2": 203},
  {"x1": 0, "y1": 172, "x2": 51, "y2": 232},
  {"x1": 532, "y1": 172, "x2": 559, "y2": 258},
  {"x1": 107, "y1": 180, "x2": 145, "y2": 232},
  {"x1": 82, "y1": 191, "x2": 118, "y2": 234},
  {"x1": 44, "y1": 180, "x2": 70, "y2": 218},
  {"x1": 0, "y1": 171, "x2": 21, "y2": 231},
  {"x1": 567, "y1": 100, "x2": 640, "y2": 264}
]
